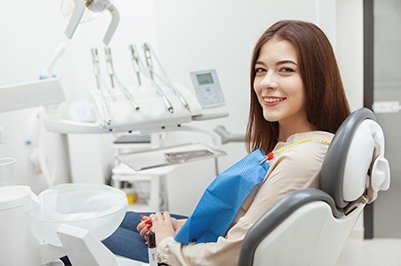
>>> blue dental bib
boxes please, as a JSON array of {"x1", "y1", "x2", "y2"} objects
[{"x1": 174, "y1": 149, "x2": 269, "y2": 244}]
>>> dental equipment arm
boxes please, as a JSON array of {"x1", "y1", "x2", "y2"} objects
[
  {"x1": 39, "y1": 43, "x2": 66, "y2": 80},
  {"x1": 213, "y1": 125, "x2": 245, "y2": 144},
  {"x1": 64, "y1": 0, "x2": 85, "y2": 39},
  {"x1": 103, "y1": 5, "x2": 120, "y2": 46}
]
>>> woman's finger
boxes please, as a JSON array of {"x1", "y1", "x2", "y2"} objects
[
  {"x1": 139, "y1": 225, "x2": 151, "y2": 238},
  {"x1": 137, "y1": 214, "x2": 152, "y2": 231},
  {"x1": 155, "y1": 212, "x2": 163, "y2": 221},
  {"x1": 163, "y1": 211, "x2": 171, "y2": 221}
]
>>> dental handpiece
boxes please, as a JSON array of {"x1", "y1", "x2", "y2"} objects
[{"x1": 129, "y1": 44, "x2": 142, "y2": 86}]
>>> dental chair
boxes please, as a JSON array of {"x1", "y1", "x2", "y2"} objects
[{"x1": 238, "y1": 107, "x2": 390, "y2": 266}]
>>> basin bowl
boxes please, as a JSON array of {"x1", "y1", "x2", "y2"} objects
[{"x1": 26, "y1": 183, "x2": 127, "y2": 246}]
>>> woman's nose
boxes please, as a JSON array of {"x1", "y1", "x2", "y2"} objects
[{"x1": 260, "y1": 72, "x2": 278, "y2": 89}]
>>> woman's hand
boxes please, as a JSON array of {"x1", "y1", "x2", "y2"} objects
[
  {"x1": 150, "y1": 212, "x2": 176, "y2": 246},
  {"x1": 137, "y1": 213, "x2": 188, "y2": 243},
  {"x1": 172, "y1": 218, "x2": 187, "y2": 233},
  {"x1": 137, "y1": 214, "x2": 153, "y2": 241}
]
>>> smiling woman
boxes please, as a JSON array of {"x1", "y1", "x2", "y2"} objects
[{"x1": 102, "y1": 20, "x2": 351, "y2": 266}]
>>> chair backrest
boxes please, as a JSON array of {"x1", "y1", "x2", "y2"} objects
[
  {"x1": 238, "y1": 108, "x2": 390, "y2": 266},
  {"x1": 321, "y1": 108, "x2": 390, "y2": 211}
]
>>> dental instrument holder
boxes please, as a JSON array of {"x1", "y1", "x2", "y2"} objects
[{"x1": 45, "y1": 43, "x2": 230, "y2": 134}]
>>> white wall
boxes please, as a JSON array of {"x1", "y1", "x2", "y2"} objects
[{"x1": 336, "y1": 0, "x2": 364, "y2": 111}]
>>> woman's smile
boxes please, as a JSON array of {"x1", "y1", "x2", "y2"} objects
[{"x1": 262, "y1": 96, "x2": 286, "y2": 105}]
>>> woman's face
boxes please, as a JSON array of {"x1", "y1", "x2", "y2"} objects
[{"x1": 253, "y1": 38, "x2": 309, "y2": 134}]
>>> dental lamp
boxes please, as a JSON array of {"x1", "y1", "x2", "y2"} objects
[{"x1": 62, "y1": 0, "x2": 120, "y2": 45}]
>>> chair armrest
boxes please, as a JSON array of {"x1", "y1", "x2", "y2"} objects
[{"x1": 238, "y1": 188, "x2": 342, "y2": 266}]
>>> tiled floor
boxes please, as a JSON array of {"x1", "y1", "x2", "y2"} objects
[{"x1": 337, "y1": 238, "x2": 401, "y2": 266}]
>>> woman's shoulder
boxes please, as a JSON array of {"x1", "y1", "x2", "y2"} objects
[
  {"x1": 272, "y1": 131, "x2": 333, "y2": 164},
  {"x1": 289, "y1": 131, "x2": 334, "y2": 143},
  {"x1": 265, "y1": 131, "x2": 332, "y2": 189}
]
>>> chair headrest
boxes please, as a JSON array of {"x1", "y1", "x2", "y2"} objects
[{"x1": 320, "y1": 108, "x2": 390, "y2": 211}]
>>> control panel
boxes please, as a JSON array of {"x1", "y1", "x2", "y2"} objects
[{"x1": 190, "y1": 69, "x2": 225, "y2": 108}]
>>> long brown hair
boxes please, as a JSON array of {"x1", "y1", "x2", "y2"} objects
[{"x1": 245, "y1": 20, "x2": 350, "y2": 153}]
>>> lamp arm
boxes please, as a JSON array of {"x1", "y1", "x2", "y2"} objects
[
  {"x1": 64, "y1": 0, "x2": 86, "y2": 39},
  {"x1": 103, "y1": 4, "x2": 120, "y2": 45}
]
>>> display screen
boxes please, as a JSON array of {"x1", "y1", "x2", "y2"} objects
[{"x1": 196, "y1": 73, "x2": 214, "y2": 85}]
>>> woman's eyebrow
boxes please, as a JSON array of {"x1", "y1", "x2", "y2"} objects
[
  {"x1": 276, "y1": 59, "x2": 297, "y2": 66},
  {"x1": 255, "y1": 59, "x2": 297, "y2": 66}
]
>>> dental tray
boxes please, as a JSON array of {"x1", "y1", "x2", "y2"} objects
[{"x1": 116, "y1": 143, "x2": 226, "y2": 171}]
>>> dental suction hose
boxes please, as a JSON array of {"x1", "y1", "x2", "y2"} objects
[{"x1": 39, "y1": 43, "x2": 66, "y2": 80}]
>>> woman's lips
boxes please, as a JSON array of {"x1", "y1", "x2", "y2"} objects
[{"x1": 263, "y1": 96, "x2": 286, "y2": 106}]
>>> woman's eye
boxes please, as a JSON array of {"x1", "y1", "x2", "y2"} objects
[
  {"x1": 255, "y1": 67, "x2": 266, "y2": 73},
  {"x1": 280, "y1": 67, "x2": 295, "y2": 73}
]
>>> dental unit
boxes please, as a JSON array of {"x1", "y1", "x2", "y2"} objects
[
  {"x1": 0, "y1": 41, "x2": 228, "y2": 266},
  {"x1": 0, "y1": 2, "x2": 230, "y2": 264}
]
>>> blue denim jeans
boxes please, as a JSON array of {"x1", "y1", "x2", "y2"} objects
[{"x1": 102, "y1": 211, "x2": 187, "y2": 263}]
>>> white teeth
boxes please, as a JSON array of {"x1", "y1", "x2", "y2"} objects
[{"x1": 264, "y1": 98, "x2": 284, "y2": 103}]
